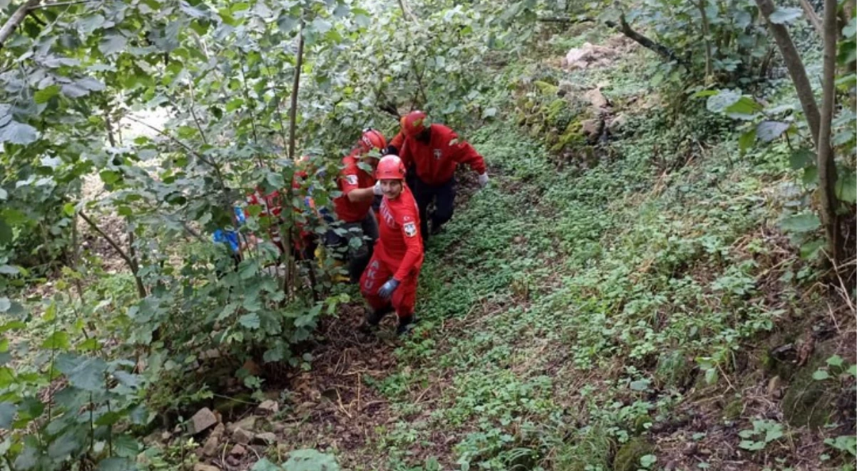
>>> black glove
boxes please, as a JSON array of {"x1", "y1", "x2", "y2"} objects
[{"x1": 384, "y1": 145, "x2": 399, "y2": 156}]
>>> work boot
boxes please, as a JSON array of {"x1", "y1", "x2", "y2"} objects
[
  {"x1": 365, "y1": 306, "x2": 394, "y2": 327},
  {"x1": 395, "y1": 314, "x2": 416, "y2": 336}
]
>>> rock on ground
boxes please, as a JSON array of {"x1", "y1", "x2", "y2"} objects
[{"x1": 189, "y1": 408, "x2": 218, "y2": 435}]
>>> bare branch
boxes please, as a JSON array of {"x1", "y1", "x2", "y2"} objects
[
  {"x1": 30, "y1": 0, "x2": 97, "y2": 8},
  {"x1": 605, "y1": 14, "x2": 689, "y2": 68},
  {"x1": 0, "y1": 0, "x2": 42, "y2": 48},
  {"x1": 799, "y1": 0, "x2": 824, "y2": 36},
  {"x1": 79, "y1": 210, "x2": 147, "y2": 298},
  {"x1": 287, "y1": 21, "x2": 305, "y2": 161}
]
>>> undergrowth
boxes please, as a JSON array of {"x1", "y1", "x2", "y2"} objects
[{"x1": 361, "y1": 92, "x2": 855, "y2": 470}]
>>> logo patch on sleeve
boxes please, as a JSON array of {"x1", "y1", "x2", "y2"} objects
[
  {"x1": 345, "y1": 175, "x2": 358, "y2": 185},
  {"x1": 404, "y1": 222, "x2": 417, "y2": 237}
]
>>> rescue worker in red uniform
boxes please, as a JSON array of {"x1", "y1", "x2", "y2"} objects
[
  {"x1": 385, "y1": 111, "x2": 489, "y2": 243},
  {"x1": 360, "y1": 155, "x2": 424, "y2": 335},
  {"x1": 243, "y1": 155, "x2": 319, "y2": 261},
  {"x1": 326, "y1": 129, "x2": 387, "y2": 283}
]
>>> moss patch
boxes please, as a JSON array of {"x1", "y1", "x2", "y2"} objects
[
  {"x1": 782, "y1": 353, "x2": 836, "y2": 429},
  {"x1": 613, "y1": 437, "x2": 653, "y2": 471}
]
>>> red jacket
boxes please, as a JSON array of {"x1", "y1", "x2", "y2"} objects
[
  {"x1": 333, "y1": 149, "x2": 375, "y2": 223},
  {"x1": 397, "y1": 124, "x2": 486, "y2": 185},
  {"x1": 377, "y1": 186, "x2": 424, "y2": 281},
  {"x1": 245, "y1": 188, "x2": 285, "y2": 250}
]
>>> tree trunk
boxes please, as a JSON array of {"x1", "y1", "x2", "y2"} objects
[
  {"x1": 287, "y1": 22, "x2": 304, "y2": 162},
  {"x1": 799, "y1": 0, "x2": 824, "y2": 36},
  {"x1": 78, "y1": 211, "x2": 147, "y2": 298},
  {"x1": 0, "y1": 0, "x2": 41, "y2": 48},
  {"x1": 818, "y1": 0, "x2": 841, "y2": 264},
  {"x1": 755, "y1": 0, "x2": 821, "y2": 146},
  {"x1": 697, "y1": 0, "x2": 714, "y2": 79}
]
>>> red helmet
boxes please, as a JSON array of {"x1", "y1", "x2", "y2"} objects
[
  {"x1": 376, "y1": 155, "x2": 406, "y2": 180},
  {"x1": 400, "y1": 111, "x2": 428, "y2": 138},
  {"x1": 358, "y1": 128, "x2": 386, "y2": 153}
]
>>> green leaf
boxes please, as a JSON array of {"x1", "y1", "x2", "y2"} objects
[
  {"x1": 113, "y1": 434, "x2": 141, "y2": 457},
  {"x1": 251, "y1": 458, "x2": 283, "y2": 471},
  {"x1": 629, "y1": 379, "x2": 649, "y2": 391},
  {"x1": 310, "y1": 17, "x2": 332, "y2": 34},
  {"x1": 764, "y1": 426, "x2": 783, "y2": 442},
  {"x1": 725, "y1": 97, "x2": 762, "y2": 118},
  {"x1": 640, "y1": 454, "x2": 657, "y2": 467},
  {"x1": 0, "y1": 298, "x2": 10, "y2": 312},
  {"x1": 284, "y1": 449, "x2": 340, "y2": 471},
  {"x1": 738, "y1": 129, "x2": 756, "y2": 152},
  {"x1": 0, "y1": 321, "x2": 26, "y2": 332},
  {"x1": 61, "y1": 80, "x2": 102, "y2": 98},
  {"x1": 844, "y1": 17, "x2": 857, "y2": 37},
  {"x1": 826, "y1": 355, "x2": 844, "y2": 367},
  {"x1": 482, "y1": 107, "x2": 497, "y2": 119},
  {"x1": 354, "y1": 14, "x2": 370, "y2": 28},
  {"x1": 706, "y1": 90, "x2": 741, "y2": 113},
  {"x1": 218, "y1": 9, "x2": 239, "y2": 26},
  {"x1": 0, "y1": 121, "x2": 38, "y2": 145},
  {"x1": 0, "y1": 188, "x2": 5, "y2": 200},
  {"x1": 768, "y1": 7, "x2": 803, "y2": 24},
  {"x1": 833, "y1": 129, "x2": 854, "y2": 146},
  {"x1": 239, "y1": 259, "x2": 259, "y2": 279},
  {"x1": 100, "y1": 170, "x2": 121, "y2": 184},
  {"x1": 790, "y1": 149, "x2": 814, "y2": 170},
  {"x1": 35, "y1": 85, "x2": 61, "y2": 104},
  {"x1": 95, "y1": 411, "x2": 123, "y2": 426},
  {"x1": 42, "y1": 331, "x2": 70, "y2": 350},
  {"x1": 78, "y1": 338, "x2": 99, "y2": 351},
  {"x1": 738, "y1": 439, "x2": 765, "y2": 451},
  {"x1": 67, "y1": 357, "x2": 108, "y2": 391},
  {"x1": 780, "y1": 213, "x2": 821, "y2": 233},
  {"x1": 278, "y1": 15, "x2": 299, "y2": 33},
  {"x1": 0, "y1": 265, "x2": 19, "y2": 275},
  {"x1": 803, "y1": 165, "x2": 819, "y2": 185},
  {"x1": 799, "y1": 239, "x2": 825, "y2": 260},
  {"x1": 239, "y1": 313, "x2": 261, "y2": 329},
  {"x1": 848, "y1": 365, "x2": 857, "y2": 377},
  {"x1": 835, "y1": 173, "x2": 856, "y2": 203},
  {"x1": 756, "y1": 121, "x2": 790, "y2": 142},
  {"x1": 48, "y1": 431, "x2": 82, "y2": 459},
  {"x1": 15, "y1": 443, "x2": 38, "y2": 470},
  {"x1": 226, "y1": 98, "x2": 244, "y2": 112},
  {"x1": 99, "y1": 34, "x2": 128, "y2": 56},
  {"x1": 813, "y1": 369, "x2": 830, "y2": 380},
  {"x1": 0, "y1": 402, "x2": 17, "y2": 428},
  {"x1": 98, "y1": 458, "x2": 136, "y2": 471},
  {"x1": 114, "y1": 371, "x2": 140, "y2": 388},
  {"x1": 0, "y1": 219, "x2": 10, "y2": 244}
]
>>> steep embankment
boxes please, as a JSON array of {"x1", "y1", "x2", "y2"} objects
[
  {"x1": 200, "y1": 32, "x2": 855, "y2": 471},
  {"x1": 331, "y1": 36, "x2": 854, "y2": 471}
]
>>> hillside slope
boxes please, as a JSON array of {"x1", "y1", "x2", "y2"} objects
[{"x1": 297, "y1": 33, "x2": 856, "y2": 471}]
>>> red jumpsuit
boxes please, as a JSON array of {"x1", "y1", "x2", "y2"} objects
[
  {"x1": 332, "y1": 150, "x2": 375, "y2": 222},
  {"x1": 245, "y1": 171, "x2": 315, "y2": 258},
  {"x1": 393, "y1": 124, "x2": 486, "y2": 185},
  {"x1": 360, "y1": 186, "x2": 424, "y2": 318},
  {"x1": 245, "y1": 188, "x2": 286, "y2": 253}
]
